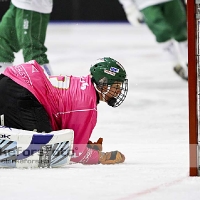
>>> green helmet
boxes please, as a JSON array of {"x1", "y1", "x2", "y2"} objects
[
  {"x1": 90, "y1": 57, "x2": 128, "y2": 107},
  {"x1": 90, "y1": 57, "x2": 127, "y2": 85}
]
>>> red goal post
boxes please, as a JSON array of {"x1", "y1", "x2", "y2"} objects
[{"x1": 188, "y1": 0, "x2": 199, "y2": 176}]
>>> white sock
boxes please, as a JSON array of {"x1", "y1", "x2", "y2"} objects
[
  {"x1": 41, "y1": 63, "x2": 53, "y2": 76},
  {"x1": 0, "y1": 62, "x2": 13, "y2": 74},
  {"x1": 176, "y1": 40, "x2": 188, "y2": 65},
  {"x1": 158, "y1": 39, "x2": 180, "y2": 67}
]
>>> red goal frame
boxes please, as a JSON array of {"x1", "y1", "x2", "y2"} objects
[{"x1": 188, "y1": 0, "x2": 199, "y2": 176}]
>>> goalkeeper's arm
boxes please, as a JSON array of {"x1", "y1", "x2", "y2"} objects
[
  {"x1": 87, "y1": 138, "x2": 125, "y2": 164},
  {"x1": 71, "y1": 137, "x2": 125, "y2": 164}
]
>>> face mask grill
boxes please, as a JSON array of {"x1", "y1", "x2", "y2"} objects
[{"x1": 97, "y1": 79, "x2": 128, "y2": 107}]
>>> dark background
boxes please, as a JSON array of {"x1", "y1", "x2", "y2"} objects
[{"x1": 0, "y1": 0, "x2": 127, "y2": 21}]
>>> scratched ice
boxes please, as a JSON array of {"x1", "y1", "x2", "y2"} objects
[{"x1": 0, "y1": 23, "x2": 199, "y2": 200}]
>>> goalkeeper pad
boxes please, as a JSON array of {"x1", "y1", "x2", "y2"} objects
[{"x1": 0, "y1": 126, "x2": 74, "y2": 168}]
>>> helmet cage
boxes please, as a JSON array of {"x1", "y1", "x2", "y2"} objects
[{"x1": 96, "y1": 78, "x2": 128, "y2": 107}]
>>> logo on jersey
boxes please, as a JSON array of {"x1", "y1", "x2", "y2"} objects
[
  {"x1": 32, "y1": 65, "x2": 39, "y2": 73},
  {"x1": 14, "y1": 65, "x2": 32, "y2": 86},
  {"x1": 80, "y1": 77, "x2": 89, "y2": 90}
]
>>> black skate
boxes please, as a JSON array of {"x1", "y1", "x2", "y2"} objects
[{"x1": 173, "y1": 65, "x2": 188, "y2": 81}]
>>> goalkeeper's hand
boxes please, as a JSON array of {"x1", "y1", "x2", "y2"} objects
[
  {"x1": 87, "y1": 138, "x2": 103, "y2": 151},
  {"x1": 122, "y1": 4, "x2": 144, "y2": 26},
  {"x1": 99, "y1": 151, "x2": 125, "y2": 164}
]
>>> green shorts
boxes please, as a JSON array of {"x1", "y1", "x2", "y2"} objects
[
  {"x1": 0, "y1": 3, "x2": 50, "y2": 64},
  {"x1": 141, "y1": 0, "x2": 187, "y2": 43}
]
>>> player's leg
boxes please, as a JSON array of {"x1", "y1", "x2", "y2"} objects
[
  {"x1": 141, "y1": 4, "x2": 173, "y2": 43},
  {"x1": 0, "y1": 74, "x2": 52, "y2": 132},
  {"x1": 164, "y1": 0, "x2": 188, "y2": 78},
  {"x1": 141, "y1": 4, "x2": 179, "y2": 65},
  {"x1": 141, "y1": 3, "x2": 187, "y2": 80},
  {"x1": 162, "y1": 0, "x2": 187, "y2": 43},
  {"x1": 0, "y1": 3, "x2": 20, "y2": 73},
  {"x1": 15, "y1": 8, "x2": 53, "y2": 75}
]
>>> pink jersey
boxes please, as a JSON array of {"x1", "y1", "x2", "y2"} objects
[{"x1": 3, "y1": 60, "x2": 99, "y2": 164}]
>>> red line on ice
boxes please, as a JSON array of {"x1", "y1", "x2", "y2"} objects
[{"x1": 117, "y1": 176, "x2": 188, "y2": 200}]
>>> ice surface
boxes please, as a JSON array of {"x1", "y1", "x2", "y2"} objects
[{"x1": 1, "y1": 23, "x2": 199, "y2": 200}]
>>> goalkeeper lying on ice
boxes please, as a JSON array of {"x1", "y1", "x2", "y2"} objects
[{"x1": 0, "y1": 57, "x2": 128, "y2": 165}]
